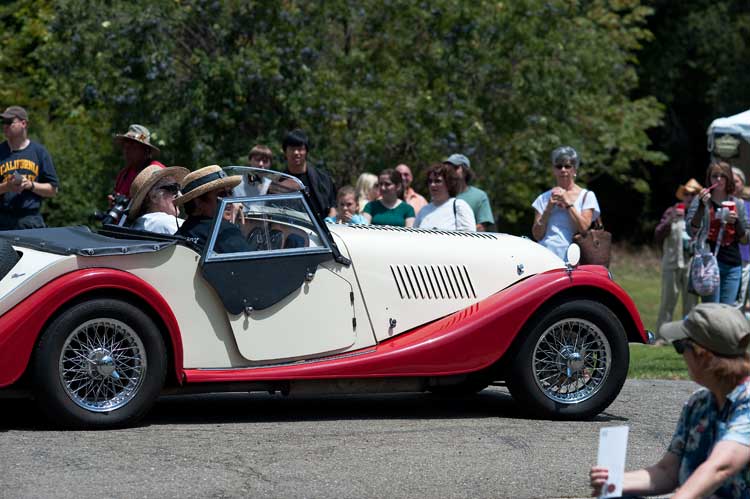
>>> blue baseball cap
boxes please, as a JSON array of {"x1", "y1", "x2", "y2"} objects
[{"x1": 444, "y1": 153, "x2": 471, "y2": 169}]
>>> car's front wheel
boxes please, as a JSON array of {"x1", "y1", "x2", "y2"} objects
[
  {"x1": 506, "y1": 299, "x2": 628, "y2": 420},
  {"x1": 33, "y1": 298, "x2": 166, "y2": 429}
]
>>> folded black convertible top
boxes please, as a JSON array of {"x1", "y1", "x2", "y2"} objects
[{"x1": 0, "y1": 226, "x2": 178, "y2": 256}]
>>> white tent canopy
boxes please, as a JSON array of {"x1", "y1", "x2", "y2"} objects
[{"x1": 707, "y1": 109, "x2": 750, "y2": 150}]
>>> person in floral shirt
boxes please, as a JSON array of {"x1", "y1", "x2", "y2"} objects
[{"x1": 590, "y1": 303, "x2": 750, "y2": 499}]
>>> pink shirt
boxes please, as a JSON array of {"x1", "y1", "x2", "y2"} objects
[{"x1": 405, "y1": 187, "x2": 428, "y2": 215}]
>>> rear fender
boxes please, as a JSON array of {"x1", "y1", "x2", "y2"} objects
[{"x1": 0, "y1": 268, "x2": 183, "y2": 387}]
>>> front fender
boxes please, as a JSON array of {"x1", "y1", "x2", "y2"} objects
[{"x1": 0, "y1": 268, "x2": 183, "y2": 387}]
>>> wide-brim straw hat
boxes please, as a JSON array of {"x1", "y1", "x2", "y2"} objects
[
  {"x1": 675, "y1": 178, "x2": 703, "y2": 201},
  {"x1": 128, "y1": 165, "x2": 189, "y2": 220},
  {"x1": 114, "y1": 124, "x2": 161, "y2": 155},
  {"x1": 175, "y1": 165, "x2": 241, "y2": 206}
]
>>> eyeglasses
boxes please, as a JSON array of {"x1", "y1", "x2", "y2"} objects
[
  {"x1": 158, "y1": 183, "x2": 180, "y2": 195},
  {"x1": 378, "y1": 182, "x2": 394, "y2": 188},
  {"x1": 673, "y1": 339, "x2": 692, "y2": 355},
  {"x1": 554, "y1": 163, "x2": 575, "y2": 170}
]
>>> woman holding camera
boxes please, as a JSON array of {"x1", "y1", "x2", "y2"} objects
[
  {"x1": 687, "y1": 161, "x2": 748, "y2": 304},
  {"x1": 531, "y1": 146, "x2": 600, "y2": 260}
]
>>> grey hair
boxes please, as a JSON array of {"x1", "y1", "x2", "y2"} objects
[{"x1": 551, "y1": 146, "x2": 580, "y2": 167}]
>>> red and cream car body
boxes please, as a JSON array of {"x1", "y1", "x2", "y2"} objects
[{"x1": 0, "y1": 168, "x2": 650, "y2": 428}]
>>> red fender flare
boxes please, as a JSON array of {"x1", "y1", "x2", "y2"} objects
[{"x1": 0, "y1": 269, "x2": 183, "y2": 387}]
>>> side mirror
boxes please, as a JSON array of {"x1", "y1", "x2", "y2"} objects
[{"x1": 566, "y1": 243, "x2": 581, "y2": 266}]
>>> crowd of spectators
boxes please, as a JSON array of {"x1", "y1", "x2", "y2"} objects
[{"x1": 0, "y1": 105, "x2": 617, "y2": 264}]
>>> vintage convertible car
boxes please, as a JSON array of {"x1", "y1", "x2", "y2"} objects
[{"x1": 0, "y1": 167, "x2": 651, "y2": 428}]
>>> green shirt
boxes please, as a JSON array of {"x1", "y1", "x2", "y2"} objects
[
  {"x1": 457, "y1": 186, "x2": 493, "y2": 225},
  {"x1": 364, "y1": 200, "x2": 415, "y2": 226}
]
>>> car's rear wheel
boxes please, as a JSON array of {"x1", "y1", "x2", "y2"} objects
[
  {"x1": 33, "y1": 299, "x2": 166, "y2": 429},
  {"x1": 506, "y1": 299, "x2": 628, "y2": 420}
]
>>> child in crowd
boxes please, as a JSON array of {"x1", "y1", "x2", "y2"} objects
[
  {"x1": 355, "y1": 173, "x2": 379, "y2": 213},
  {"x1": 325, "y1": 186, "x2": 367, "y2": 225}
]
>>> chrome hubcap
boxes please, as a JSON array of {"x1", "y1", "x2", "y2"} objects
[
  {"x1": 59, "y1": 318, "x2": 147, "y2": 412},
  {"x1": 532, "y1": 318, "x2": 611, "y2": 404}
]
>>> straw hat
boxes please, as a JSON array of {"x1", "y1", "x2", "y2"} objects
[
  {"x1": 175, "y1": 165, "x2": 241, "y2": 206},
  {"x1": 675, "y1": 178, "x2": 703, "y2": 201},
  {"x1": 128, "y1": 165, "x2": 189, "y2": 220},
  {"x1": 114, "y1": 124, "x2": 161, "y2": 155}
]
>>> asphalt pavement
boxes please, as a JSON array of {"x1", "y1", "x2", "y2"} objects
[{"x1": 0, "y1": 379, "x2": 696, "y2": 499}]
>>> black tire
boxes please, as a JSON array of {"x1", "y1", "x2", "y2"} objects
[
  {"x1": 33, "y1": 298, "x2": 166, "y2": 429},
  {"x1": 505, "y1": 299, "x2": 629, "y2": 420},
  {"x1": 0, "y1": 239, "x2": 20, "y2": 280}
]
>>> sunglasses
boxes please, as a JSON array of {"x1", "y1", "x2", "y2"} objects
[
  {"x1": 2, "y1": 118, "x2": 15, "y2": 125},
  {"x1": 158, "y1": 183, "x2": 180, "y2": 195},
  {"x1": 673, "y1": 339, "x2": 692, "y2": 355},
  {"x1": 554, "y1": 163, "x2": 575, "y2": 170}
]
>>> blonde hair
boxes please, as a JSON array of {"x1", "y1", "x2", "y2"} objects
[{"x1": 355, "y1": 173, "x2": 378, "y2": 212}]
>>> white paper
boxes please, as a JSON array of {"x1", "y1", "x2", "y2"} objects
[{"x1": 596, "y1": 425, "x2": 629, "y2": 499}]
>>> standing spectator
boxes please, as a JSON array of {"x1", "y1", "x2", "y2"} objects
[
  {"x1": 127, "y1": 165, "x2": 188, "y2": 234},
  {"x1": 531, "y1": 146, "x2": 600, "y2": 261},
  {"x1": 590, "y1": 303, "x2": 750, "y2": 499},
  {"x1": 654, "y1": 178, "x2": 702, "y2": 338},
  {"x1": 281, "y1": 129, "x2": 336, "y2": 219},
  {"x1": 112, "y1": 124, "x2": 165, "y2": 198},
  {"x1": 395, "y1": 163, "x2": 428, "y2": 215},
  {"x1": 733, "y1": 167, "x2": 750, "y2": 312},
  {"x1": 414, "y1": 163, "x2": 475, "y2": 231},
  {"x1": 363, "y1": 169, "x2": 415, "y2": 227},
  {"x1": 355, "y1": 172, "x2": 378, "y2": 213},
  {"x1": 443, "y1": 154, "x2": 495, "y2": 231},
  {"x1": 235, "y1": 144, "x2": 274, "y2": 198},
  {"x1": 0, "y1": 106, "x2": 59, "y2": 230},
  {"x1": 248, "y1": 144, "x2": 273, "y2": 169},
  {"x1": 687, "y1": 161, "x2": 748, "y2": 304},
  {"x1": 325, "y1": 186, "x2": 367, "y2": 225}
]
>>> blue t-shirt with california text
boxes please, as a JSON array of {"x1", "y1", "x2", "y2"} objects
[{"x1": 0, "y1": 140, "x2": 59, "y2": 215}]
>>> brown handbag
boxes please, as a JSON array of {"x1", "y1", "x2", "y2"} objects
[{"x1": 572, "y1": 191, "x2": 612, "y2": 267}]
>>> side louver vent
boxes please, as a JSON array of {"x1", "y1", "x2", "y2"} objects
[{"x1": 390, "y1": 265, "x2": 477, "y2": 300}]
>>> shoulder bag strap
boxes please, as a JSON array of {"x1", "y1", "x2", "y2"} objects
[{"x1": 453, "y1": 199, "x2": 458, "y2": 230}]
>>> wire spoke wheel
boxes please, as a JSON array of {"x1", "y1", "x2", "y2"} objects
[
  {"x1": 531, "y1": 318, "x2": 611, "y2": 404},
  {"x1": 59, "y1": 318, "x2": 147, "y2": 412}
]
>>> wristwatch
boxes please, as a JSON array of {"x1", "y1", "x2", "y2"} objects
[{"x1": 566, "y1": 203, "x2": 574, "y2": 210}]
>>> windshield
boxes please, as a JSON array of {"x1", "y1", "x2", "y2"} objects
[{"x1": 224, "y1": 166, "x2": 305, "y2": 196}]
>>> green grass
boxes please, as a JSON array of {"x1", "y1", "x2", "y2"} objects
[{"x1": 609, "y1": 245, "x2": 689, "y2": 380}]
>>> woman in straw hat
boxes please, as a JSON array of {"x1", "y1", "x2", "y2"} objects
[
  {"x1": 128, "y1": 165, "x2": 189, "y2": 234},
  {"x1": 112, "y1": 124, "x2": 165, "y2": 198},
  {"x1": 654, "y1": 178, "x2": 702, "y2": 337},
  {"x1": 175, "y1": 165, "x2": 251, "y2": 253},
  {"x1": 591, "y1": 303, "x2": 750, "y2": 498}
]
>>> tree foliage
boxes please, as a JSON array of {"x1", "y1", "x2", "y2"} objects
[{"x1": 2, "y1": 0, "x2": 665, "y2": 233}]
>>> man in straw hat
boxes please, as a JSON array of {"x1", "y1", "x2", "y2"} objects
[
  {"x1": 128, "y1": 165, "x2": 189, "y2": 234},
  {"x1": 654, "y1": 178, "x2": 703, "y2": 338},
  {"x1": 175, "y1": 165, "x2": 250, "y2": 253},
  {"x1": 112, "y1": 124, "x2": 165, "y2": 199},
  {"x1": 591, "y1": 303, "x2": 750, "y2": 498},
  {"x1": 0, "y1": 105, "x2": 59, "y2": 230}
]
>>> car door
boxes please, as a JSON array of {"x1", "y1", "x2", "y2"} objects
[{"x1": 200, "y1": 192, "x2": 358, "y2": 363}]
